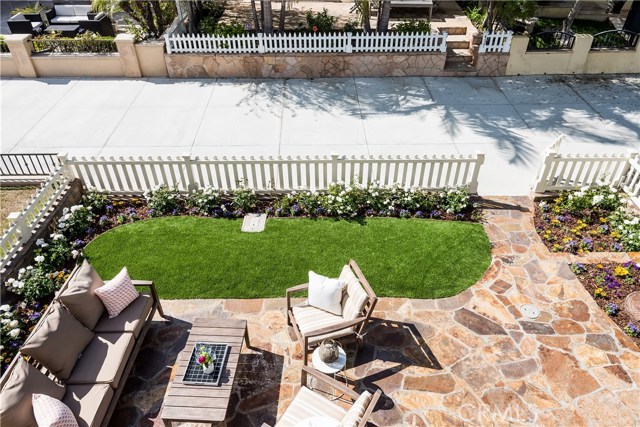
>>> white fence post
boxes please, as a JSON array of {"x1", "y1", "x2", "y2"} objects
[
  {"x1": 258, "y1": 33, "x2": 266, "y2": 53},
  {"x1": 504, "y1": 30, "x2": 513, "y2": 52},
  {"x1": 469, "y1": 152, "x2": 485, "y2": 194},
  {"x1": 181, "y1": 153, "x2": 197, "y2": 192},
  {"x1": 533, "y1": 136, "x2": 563, "y2": 193},
  {"x1": 345, "y1": 32, "x2": 353, "y2": 53},
  {"x1": 440, "y1": 31, "x2": 448, "y2": 52},
  {"x1": 331, "y1": 153, "x2": 340, "y2": 183}
]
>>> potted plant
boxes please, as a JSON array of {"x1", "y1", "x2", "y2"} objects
[{"x1": 196, "y1": 346, "x2": 216, "y2": 374}]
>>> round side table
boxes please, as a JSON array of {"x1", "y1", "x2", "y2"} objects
[{"x1": 311, "y1": 346, "x2": 347, "y2": 400}]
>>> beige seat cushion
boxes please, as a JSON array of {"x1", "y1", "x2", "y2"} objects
[
  {"x1": 292, "y1": 305, "x2": 354, "y2": 345},
  {"x1": 59, "y1": 260, "x2": 106, "y2": 330},
  {"x1": 94, "y1": 293, "x2": 153, "y2": 338},
  {"x1": 21, "y1": 303, "x2": 95, "y2": 381},
  {"x1": 67, "y1": 332, "x2": 135, "y2": 389},
  {"x1": 0, "y1": 358, "x2": 66, "y2": 427},
  {"x1": 276, "y1": 386, "x2": 346, "y2": 427},
  {"x1": 63, "y1": 384, "x2": 113, "y2": 427}
]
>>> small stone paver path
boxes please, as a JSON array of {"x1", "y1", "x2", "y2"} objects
[{"x1": 110, "y1": 196, "x2": 640, "y2": 427}]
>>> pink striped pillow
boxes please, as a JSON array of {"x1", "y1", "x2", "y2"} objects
[
  {"x1": 94, "y1": 267, "x2": 139, "y2": 318},
  {"x1": 32, "y1": 393, "x2": 79, "y2": 427}
]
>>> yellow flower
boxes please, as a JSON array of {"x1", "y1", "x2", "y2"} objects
[
  {"x1": 599, "y1": 217, "x2": 606, "y2": 223},
  {"x1": 614, "y1": 266, "x2": 630, "y2": 277},
  {"x1": 597, "y1": 264, "x2": 604, "y2": 269},
  {"x1": 594, "y1": 287, "x2": 607, "y2": 298}
]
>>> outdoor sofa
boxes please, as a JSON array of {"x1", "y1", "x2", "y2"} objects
[
  {"x1": 0, "y1": 260, "x2": 163, "y2": 427},
  {"x1": 45, "y1": 5, "x2": 93, "y2": 25}
]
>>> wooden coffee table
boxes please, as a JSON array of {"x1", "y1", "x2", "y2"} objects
[{"x1": 161, "y1": 318, "x2": 250, "y2": 426}]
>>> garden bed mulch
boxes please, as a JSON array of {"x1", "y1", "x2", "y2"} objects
[{"x1": 572, "y1": 262, "x2": 640, "y2": 347}]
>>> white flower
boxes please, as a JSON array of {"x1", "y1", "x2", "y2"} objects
[
  {"x1": 0, "y1": 345, "x2": 4, "y2": 351},
  {"x1": 34, "y1": 255, "x2": 45, "y2": 263},
  {"x1": 71, "y1": 250, "x2": 79, "y2": 259},
  {"x1": 63, "y1": 207, "x2": 69, "y2": 215},
  {"x1": 52, "y1": 234, "x2": 64, "y2": 241},
  {"x1": 87, "y1": 216, "x2": 92, "y2": 221},
  {"x1": 0, "y1": 304, "x2": 10, "y2": 312},
  {"x1": 71, "y1": 205, "x2": 82, "y2": 212},
  {"x1": 19, "y1": 302, "x2": 26, "y2": 309},
  {"x1": 36, "y1": 238, "x2": 45, "y2": 247},
  {"x1": 17, "y1": 282, "x2": 24, "y2": 289},
  {"x1": 9, "y1": 320, "x2": 19, "y2": 328},
  {"x1": 26, "y1": 266, "x2": 33, "y2": 271},
  {"x1": 6, "y1": 278, "x2": 15, "y2": 284},
  {"x1": 58, "y1": 222, "x2": 66, "y2": 229},
  {"x1": 63, "y1": 213, "x2": 71, "y2": 221},
  {"x1": 1, "y1": 319, "x2": 9, "y2": 325},
  {"x1": 18, "y1": 268, "x2": 25, "y2": 275},
  {"x1": 9, "y1": 328, "x2": 21, "y2": 338},
  {"x1": 592, "y1": 195, "x2": 604, "y2": 205}
]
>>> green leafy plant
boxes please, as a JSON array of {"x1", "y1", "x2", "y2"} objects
[
  {"x1": 58, "y1": 205, "x2": 94, "y2": 240},
  {"x1": 198, "y1": 15, "x2": 219, "y2": 34},
  {"x1": 35, "y1": 235, "x2": 74, "y2": 271},
  {"x1": 32, "y1": 32, "x2": 117, "y2": 54},
  {"x1": 0, "y1": 36, "x2": 8, "y2": 54},
  {"x1": 343, "y1": 19, "x2": 359, "y2": 33},
  {"x1": 82, "y1": 189, "x2": 109, "y2": 213},
  {"x1": 11, "y1": 2, "x2": 45, "y2": 15},
  {"x1": 306, "y1": 8, "x2": 335, "y2": 33},
  {"x1": 393, "y1": 19, "x2": 431, "y2": 34},
  {"x1": 186, "y1": 186, "x2": 223, "y2": 215},
  {"x1": 231, "y1": 184, "x2": 258, "y2": 213},
  {"x1": 213, "y1": 21, "x2": 247, "y2": 36},
  {"x1": 5, "y1": 265, "x2": 65, "y2": 304},
  {"x1": 464, "y1": 4, "x2": 486, "y2": 30},
  {"x1": 438, "y1": 187, "x2": 471, "y2": 214},
  {"x1": 145, "y1": 185, "x2": 182, "y2": 216}
]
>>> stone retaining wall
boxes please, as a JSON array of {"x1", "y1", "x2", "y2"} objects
[{"x1": 165, "y1": 52, "x2": 448, "y2": 78}]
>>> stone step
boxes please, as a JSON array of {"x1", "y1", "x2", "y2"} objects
[
  {"x1": 443, "y1": 61, "x2": 477, "y2": 73},
  {"x1": 439, "y1": 26, "x2": 467, "y2": 36},
  {"x1": 445, "y1": 48, "x2": 473, "y2": 63},
  {"x1": 446, "y1": 36, "x2": 471, "y2": 49}
]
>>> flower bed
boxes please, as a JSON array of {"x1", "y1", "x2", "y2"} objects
[
  {"x1": 1, "y1": 182, "x2": 477, "y2": 373},
  {"x1": 572, "y1": 262, "x2": 640, "y2": 346},
  {"x1": 534, "y1": 185, "x2": 640, "y2": 254}
]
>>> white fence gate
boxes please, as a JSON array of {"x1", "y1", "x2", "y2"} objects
[
  {"x1": 532, "y1": 135, "x2": 637, "y2": 193},
  {"x1": 0, "y1": 167, "x2": 69, "y2": 269},
  {"x1": 60, "y1": 153, "x2": 484, "y2": 194},
  {"x1": 165, "y1": 31, "x2": 448, "y2": 54},
  {"x1": 479, "y1": 30, "x2": 513, "y2": 53}
]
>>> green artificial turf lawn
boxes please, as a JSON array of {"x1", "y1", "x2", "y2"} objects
[{"x1": 84, "y1": 217, "x2": 491, "y2": 299}]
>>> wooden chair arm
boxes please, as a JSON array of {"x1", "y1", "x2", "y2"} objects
[
  {"x1": 304, "y1": 316, "x2": 366, "y2": 338},
  {"x1": 301, "y1": 366, "x2": 360, "y2": 401},
  {"x1": 286, "y1": 283, "x2": 309, "y2": 311},
  {"x1": 132, "y1": 280, "x2": 165, "y2": 318},
  {"x1": 358, "y1": 389, "x2": 382, "y2": 427}
]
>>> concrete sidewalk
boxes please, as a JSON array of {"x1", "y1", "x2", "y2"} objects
[{"x1": 1, "y1": 75, "x2": 639, "y2": 195}]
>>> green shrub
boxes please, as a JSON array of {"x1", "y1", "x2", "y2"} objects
[
  {"x1": 231, "y1": 185, "x2": 258, "y2": 212},
  {"x1": 145, "y1": 185, "x2": 182, "y2": 216},
  {"x1": 306, "y1": 8, "x2": 335, "y2": 33},
  {"x1": 58, "y1": 205, "x2": 93, "y2": 240},
  {"x1": 11, "y1": 1, "x2": 45, "y2": 15},
  {"x1": 392, "y1": 19, "x2": 431, "y2": 34},
  {"x1": 187, "y1": 186, "x2": 223, "y2": 214},
  {"x1": 203, "y1": 0, "x2": 227, "y2": 22},
  {"x1": 438, "y1": 187, "x2": 471, "y2": 214},
  {"x1": 32, "y1": 32, "x2": 117, "y2": 54},
  {"x1": 5, "y1": 265, "x2": 64, "y2": 304},
  {"x1": 214, "y1": 21, "x2": 247, "y2": 36},
  {"x1": 343, "y1": 19, "x2": 359, "y2": 33},
  {"x1": 82, "y1": 189, "x2": 109, "y2": 213},
  {"x1": 198, "y1": 15, "x2": 219, "y2": 34},
  {"x1": 464, "y1": 4, "x2": 486, "y2": 30}
]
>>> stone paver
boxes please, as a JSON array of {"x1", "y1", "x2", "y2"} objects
[{"x1": 111, "y1": 197, "x2": 640, "y2": 427}]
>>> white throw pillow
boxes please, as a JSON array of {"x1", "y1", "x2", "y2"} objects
[
  {"x1": 308, "y1": 271, "x2": 345, "y2": 316},
  {"x1": 94, "y1": 267, "x2": 139, "y2": 318},
  {"x1": 295, "y1": 416, "x2": 341, "y2": 427},
  {"x1": 32, "y1": 393, "x2": 79, "y2": 427}
]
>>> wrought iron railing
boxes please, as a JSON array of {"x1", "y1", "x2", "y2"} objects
[
  {"x1": 591, "y1": 29, "x2": 639, "y2": 49},
  {"x1": 527, "y1": 31, "x2": 576, "y2": 51},
  {"x1": 0, "y1": 154, "x2": 60, "y2": 176}
]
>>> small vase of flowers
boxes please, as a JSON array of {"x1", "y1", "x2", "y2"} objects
[{"x1": 197, "y1": 346, "x2": 216, "y2": 374}]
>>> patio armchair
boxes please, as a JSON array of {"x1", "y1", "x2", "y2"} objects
[
  {"x1": 7, "y1": 13, "x2": 44, "y2": 35},
  {"x1": 262, "y1": 366, "x2": 381, "y2": 427},
  {"x1": 79, "y1": 12, "x2": 115, "y2": 37},
  {"x1": 286, "y1": 260, "x2": 378, "y2": 365}
]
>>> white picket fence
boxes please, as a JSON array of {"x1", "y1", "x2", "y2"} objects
[
  {"x1": 532, "y1": 136, "x2": 637, "y2": 193},
  {"x1": 479, "y1": 30, "x2": 513, "y2": 53},
  {"x1": 60, "y1": 153, "x2": 484, "y2": 194},
  {"x1": 0, "y1": 167, "x2": 69, "y2": 269},
  {"x1": 622, "y1": 154, "x2": 640, "y2": 205},
  {"x1": 165, "y1": 31, "x2": 448, "y2": 54}
]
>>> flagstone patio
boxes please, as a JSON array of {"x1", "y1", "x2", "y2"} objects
[{"x1": 109, "y1": 196, "x2": 640, "y2": 427}]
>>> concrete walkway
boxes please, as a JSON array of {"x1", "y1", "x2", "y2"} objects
[
  {"x1": 110, "y1": 197, "x2": 640, "y2": 427},
  {"x1": 1, "y1": 75, "x2": 639, "y2": 195}
]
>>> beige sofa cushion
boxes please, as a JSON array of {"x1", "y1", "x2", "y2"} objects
[
  {"x1": 21, "y1": 303, "x2": 95, "y2": 381},
  {"x1": 59, "y1": 260, "x2": 106, "y2": 330},
  {"x1": 67, "y1": 332, "x2": 135, "y2": 389},
  {"x1": 291, "y1": 305, "x2": 354, "y2": 345},
  {"x1": 63, "y1": 384, "x2": 114, "y2": 427},
  {"x1": 276, "y1": 386, "x2": 346, "y2": 427},
  {"x1": 0, "y1": 358, "x2": 66, "y2": 427},
  {"x1": 94, "y1": 293, "x2": 153, "y2": 338}
]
